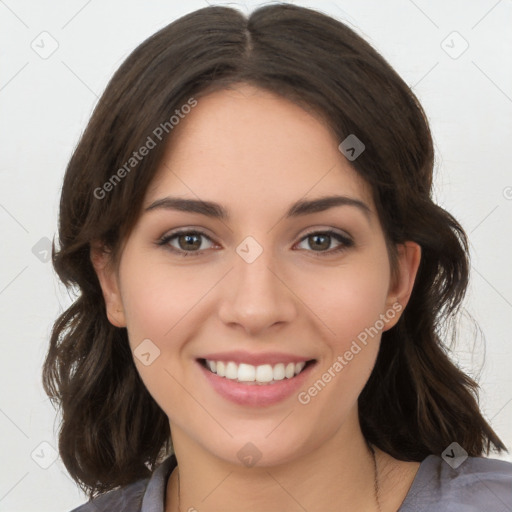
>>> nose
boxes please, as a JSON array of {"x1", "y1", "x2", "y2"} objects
[{"x1": 217, "y1": 242, "x2": 297, "y2": 336}]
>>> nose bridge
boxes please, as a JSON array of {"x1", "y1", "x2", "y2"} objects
[{"x1": 217, "y1": 234, "x2": 296, "y2": 334}]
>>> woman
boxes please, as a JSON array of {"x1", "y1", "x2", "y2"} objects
[{"x1": 43, "y1": 4, "x2": 512, "y2": 511}]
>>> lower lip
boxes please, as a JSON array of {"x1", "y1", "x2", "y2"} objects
[{"x1": 197, "y1": 360, "x2": 316, "y2": 407}]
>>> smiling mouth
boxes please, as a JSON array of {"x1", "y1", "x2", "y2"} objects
[{"x1": 198, "y1": 358, "x2": 317, "y2": 385}]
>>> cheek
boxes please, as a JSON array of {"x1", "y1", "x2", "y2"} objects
[
  {"x1": 317, "y1": 252, "x2": 391, "y2": 350},
  {"x1": 300, "y1": 249, "x2": 391, "y2": 409},
  {"x1": 119, "y1": 250, "x2": 208, "y2": 346},
  {"x1": 117, "y1": 249, "x2": 212, "y2": 416},
  {"x1": 331, "y1": 281, "x2": 388, "y2": 347},
  {"x1": 296, "y1": 265, "x2": 389, "y2": 427}
]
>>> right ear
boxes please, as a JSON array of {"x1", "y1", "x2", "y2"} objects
[{"x1": 90, "y1": 241, "x2": 126, "y2": 328}]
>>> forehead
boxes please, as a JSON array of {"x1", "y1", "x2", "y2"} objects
[{"x1": 145, "y1": 84, "x2": 373, "y2": 213}]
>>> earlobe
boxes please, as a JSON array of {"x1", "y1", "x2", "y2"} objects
[
  {"x1": 384, "y1": 241, "x2": 421, "y2": 330},
  {"x1": 90, "y1": 242, "x2": 127, "y2": 328}
]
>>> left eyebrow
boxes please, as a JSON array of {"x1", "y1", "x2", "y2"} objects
[{"x1": 144, "y1": 194, "x2": 372, "y2": 222}]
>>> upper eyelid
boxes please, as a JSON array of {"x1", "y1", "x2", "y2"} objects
[{"x1": 161, "y1": 227, "x2": 352, "y2": 249}]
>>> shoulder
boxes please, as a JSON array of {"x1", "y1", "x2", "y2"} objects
[
  {"x1": 400, "y1": 454, "x2": 512, "y2": 511},
  {"x1": 68, "y1": 478, "x2": 148, "y2": 512},
  {"x1": 68, "y1": 454, "x2": 177, "y2": 512}
]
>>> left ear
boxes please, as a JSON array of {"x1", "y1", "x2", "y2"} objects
[{"x1": 383, "y1": 241, "x2": 421, "y2": 330}]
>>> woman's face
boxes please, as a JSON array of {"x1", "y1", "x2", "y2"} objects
[{"x1": 94, "y1": 84, "x2": 419, "y2": 467}]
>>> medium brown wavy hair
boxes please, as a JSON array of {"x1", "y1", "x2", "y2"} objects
[{"x1": 42, "y1": 3, "x2": 507, "y2": 500}]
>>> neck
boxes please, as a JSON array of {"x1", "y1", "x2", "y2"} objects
[{"x1": 166, "y1": 418, "x2": 381, "y2": 512}]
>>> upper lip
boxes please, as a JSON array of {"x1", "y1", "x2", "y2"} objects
[{"x1": 198, "y1": 350, "x2": 315, "y2": 366}]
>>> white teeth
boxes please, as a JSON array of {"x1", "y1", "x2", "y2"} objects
[
  {"x1": 216, "y1": 361, "x2": 226, "y2": 377},
  {"x1": 273, "y1": 363, "x2": 285, "y2": 381},
  {"x1": 203, "y1": 359, "x2": 309, "y2": 383},
  {"x1": 225, "y1": 361, "x2": 238, "y2": 379},
  {"x1": 285, "y1": 362, "x2": 295, "y2": 379},
  {"x1": 256, "y1": 364, "x2": 273, "y2": 383},
  {"x1": 238, "y1": 363, "x2": 256, "y2": 382}
]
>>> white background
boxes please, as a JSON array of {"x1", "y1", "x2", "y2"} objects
[{"x1": 0, "y1": 1, "x2": 511, "y2": 510}]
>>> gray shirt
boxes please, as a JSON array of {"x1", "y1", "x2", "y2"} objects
[{"x1": 70, "y1": 453, "x2": 512, "y2": 511}]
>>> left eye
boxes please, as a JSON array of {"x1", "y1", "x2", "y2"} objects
[
  {"x1": 158, "y1": 229, "x2": 353, "y2": 256},
  {"x1": 296, "y1": 230, "x2": 352, "y2": 253}
]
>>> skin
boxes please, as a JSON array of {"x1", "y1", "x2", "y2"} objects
[{"x1": 92, "y1": 83, "x2": 422, "y2": 512}]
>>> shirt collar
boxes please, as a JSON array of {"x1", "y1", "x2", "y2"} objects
[{"x1": 141, "y1": 453, "x2": 177, "y2": 512}]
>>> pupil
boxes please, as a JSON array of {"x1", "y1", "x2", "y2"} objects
[
  {"x1": 311, "y1": 234, "x2": 329, "y2": 251},
  {"x1": 181, "y1": 234, "x2": 200, "y2": 250}
]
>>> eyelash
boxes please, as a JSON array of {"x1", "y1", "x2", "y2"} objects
[{"x1": 156, "y1": 229, "x2": 354, "y2": 258}]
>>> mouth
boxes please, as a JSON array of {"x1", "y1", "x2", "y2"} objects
[
  {"x1": 196, "y1": 354, "x2": 317, "y2": 407},
  {"x1": 197, "y1": 358, "x2": 316, "y2": 385}
]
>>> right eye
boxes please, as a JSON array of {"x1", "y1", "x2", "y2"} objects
[{"x1": 157, "y1": 229, "x2": 217, "y2": 257}]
